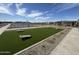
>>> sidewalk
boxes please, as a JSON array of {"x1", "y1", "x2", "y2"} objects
[
  {"x1": 50, "y1": 28, "x2": 79, "y2": 55},
  {"x1": 0, "y1": 24, "x2": 11, "y2": 35}
]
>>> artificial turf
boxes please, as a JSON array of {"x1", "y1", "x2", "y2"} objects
[{"x1": 0, "y1": 27, "x2": 62, "y2": 55}]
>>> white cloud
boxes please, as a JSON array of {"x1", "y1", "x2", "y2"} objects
[
  {"x1": 33, "y1": 16, "x2": 51, "y2": 22},
  {"x1": 28, "y1": 12, "x2": 42, "y2": 17},
  {"x1": 16, "y1": 3, "x2": 23, "y2": 9},
  {"x1": 0, "y1": 3, "x2": 12, "y2": 7},
  {"x1": 56, "y1": 4, "x2": 79, "y2": 13},
  {"x1": 15, "y1": 4, "x2": 44, "y2": 18},
  {"x1": 0, "y1": 3, "x2": 13, "y2": 15},
  {"x1": 7, "y1": 3, "x2": 13, "y2": 7},
  {"x1": 0, "y1": 4, "x2": 13, "y2": 15},
  {"x1": 16, "y1": 8, "x2": 26, "y2": 16},
  {"x1": 28, "y1": 11, "x2": 43, "y2": 18},
  {"x1": 15, "y1": 3, "x2": 43, "y2": 18},
  {"x1": 35, "y1": 16, "x2": 50, "y2": 21},
  {"x1": 15, "y1": 3, "x2": 27, "y2": 16}
]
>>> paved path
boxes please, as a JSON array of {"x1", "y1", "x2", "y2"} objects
[
  {"x1": 6, "y1": 26, "x2": 55, "y2": 31},
  {"x1": 50, "y1": 28, "x2": 79, "y2": 55},
  {"x1": 6, "y1": 25, "x2": 65, "y2": 31},
  {"x1": 0, "y1": 24, "x2": 11, "y2": 35}
]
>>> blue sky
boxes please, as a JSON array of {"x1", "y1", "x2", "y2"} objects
[{"x1": 0, "y1": 3, "x2": 79, "y2": 22}]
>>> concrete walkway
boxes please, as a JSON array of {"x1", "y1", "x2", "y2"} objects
[
  {"x1": 50, "y1": 28, "x2": 79, "y2": 55},
  {"x1": 0, "y1": 24, "x2": 11, "y2": 35}
]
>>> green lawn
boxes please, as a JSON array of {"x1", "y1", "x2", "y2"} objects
[{"x1": 0, "y1": 27, "x2": 62, "y2": 55}]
